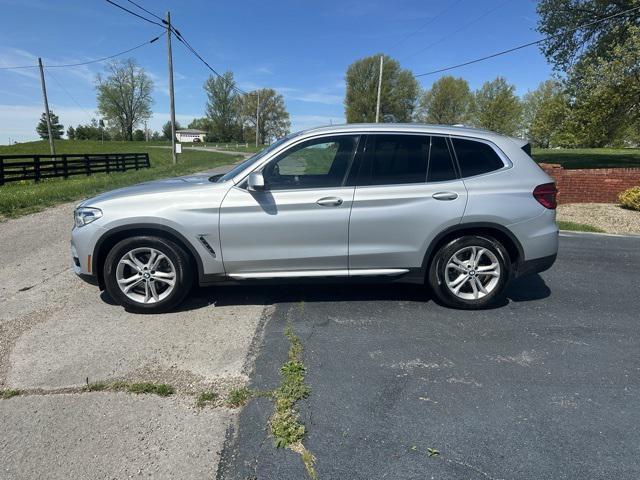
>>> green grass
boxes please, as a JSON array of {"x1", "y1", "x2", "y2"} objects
[
  {"x1": 532, "y1": 148, "x2": 640, "y2": 169},
  {"x1": 126, "y1": 382, "x2": 174, "y2": 396},
  {"x1": 196, "y1": 391, "x2": 219, "y2": 408},
  {"x1": 103, "y1": 380, "x2": 175, "y2": 396},
  {"x1": 227, "y1": 387, "x2": 252, "y2": 407},
  {"x1": 1, "y1": 389, "x2": 21, "y2": 399},
  {"x1": 557, "y1": 220, "x2": 605, "y2": 233},
  {"x1": 86, "y1": 382, "x2": 108, "y2": 392},
  {"x1": 0, "y1": 140, "x2": 240, "y2": 218},
  {"x1": 193, "y1": 142, "x2": 264, "y2": 153},
  {"x1": 268, "y1": 324, "x2": 316, "y2": 479}
]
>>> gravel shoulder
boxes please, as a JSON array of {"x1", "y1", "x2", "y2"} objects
[
  {"x1": 557, "y1": 202, "x2": 640, "y2": 234},
  {"x1": 0, "y1": 165, "x2": 264, "y2": 479}
]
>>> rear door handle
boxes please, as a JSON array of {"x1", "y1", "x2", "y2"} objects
[
  {"x1": 432, "y1": 191, "x2": 459, "y2": 201},
  {"x1": 316, "y1": 196, "x2": 343, "y2": 207}
]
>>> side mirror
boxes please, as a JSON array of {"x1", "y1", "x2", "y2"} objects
[{"x1": 247, "y1": 172, "x2": 265, "y2": 191}]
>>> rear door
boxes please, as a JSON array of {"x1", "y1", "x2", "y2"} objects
[{"x1": 348, "y1": 134, "x2": 468, "y2": 272}]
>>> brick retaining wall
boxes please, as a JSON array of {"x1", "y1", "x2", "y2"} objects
[{"x1": 539, "y1": 163, "x2": 640, "y2": 204}]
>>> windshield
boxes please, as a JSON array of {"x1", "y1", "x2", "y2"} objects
[{"x1": 213, "y1": 131, "x2": 302, "y2": 183}]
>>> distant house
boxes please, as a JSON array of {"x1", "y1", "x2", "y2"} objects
[{"x1": 176, "y1": 129, "x2": 206, "y2": 143}]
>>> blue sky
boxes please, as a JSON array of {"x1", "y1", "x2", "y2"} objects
[{"x1": 0, "y1": 0, "x2": 552, "y2": 144}]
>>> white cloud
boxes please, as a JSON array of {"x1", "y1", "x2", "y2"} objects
[
  {"x1": 287, "y1": 92, "x2": 343, "y2": 106},
  {"x1": 0, "y1": 47, "x2": 40, "y2": 81},
  {"x1": 0, "y1": 104, "x2": 95, "y2": 144}
]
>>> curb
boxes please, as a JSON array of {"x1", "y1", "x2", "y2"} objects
[{"x1": 559, "y1": 230, "x2": 640, "y2": 239}]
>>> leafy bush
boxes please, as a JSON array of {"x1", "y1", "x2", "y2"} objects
[{"x1": 619, "y1": 186, "x2": 640, "y2": 211}]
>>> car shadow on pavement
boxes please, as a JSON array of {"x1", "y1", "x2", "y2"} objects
[{"x1": 100, "y1": 272, "x2": 551, "y2": 313}]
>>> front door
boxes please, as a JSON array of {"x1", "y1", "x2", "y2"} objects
[{"x1": 219, "y1": 134, "x2": 360, "y2": 275}]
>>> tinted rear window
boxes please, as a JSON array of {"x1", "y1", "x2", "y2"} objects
[
  {"x1": 428, "y1": 136, "x2": 457, "y2": 182},
  {"x1": 452, "y1": 138, "x2": 505, "y2": 178},
  {"x1": 368, "y1": 135, "x2": 429, "y2": 185}
]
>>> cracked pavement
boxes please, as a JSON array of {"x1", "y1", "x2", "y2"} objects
[{"x1": 0, "y1": 164, "x2": 266, "y2": 479}]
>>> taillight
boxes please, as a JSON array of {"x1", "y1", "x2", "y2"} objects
[{"x1": 533, "y1": 183, "x2": 557, "y2": 209}]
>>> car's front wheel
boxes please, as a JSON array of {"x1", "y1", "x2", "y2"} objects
[
  {"x1": 104, "y1": 236, "x2": 193, "y2": 313},
  {"x1": 428, "y1": 235, "x2": 510, "y2": 309}
]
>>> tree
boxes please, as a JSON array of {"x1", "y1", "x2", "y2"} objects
[
  {"x1": 537, "y1": 0, "x2": 638, "y2": 71},
  {"x1": 133, "y1": 129, "x2": 145, "y2": 141},
  {"x1": 96, "y1": 58, "x2": 153, "y2": 141},
  {"x1": 74, "y1": 119, "x2": 107, "y2": 141},
  {"x1": 521, "y1": 80, "x2": 570, "y2": 148},
  {"x1": 537, "y1": 1, "x2": 640, "y2": 146},
  {"x1": 472, "y1": 77, "x2": 522, "y2": 136},
  {"x1": 36, "y1": 110, "x2": 64, "y2": 140},
  {"x1": 204, "y1": 71, "x2": 240, "y2": 142},
  {"x1": 162, "y1": 120, "x2": 181, "y2": 140},
  {"x1": 345, "y1": 54, "x2": 419, "y2": 123},
  {"x1": 67, "y1": 126, "x2": 76, "y2": 140},
  {"x1": 240, "y1": 89, "x2": 290, "y2": 144},
  {"x1": 417, "y1": 76, "x2": 473, "y2": 125}
]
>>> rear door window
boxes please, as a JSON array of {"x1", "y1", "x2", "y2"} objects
[
  {"x1": 364, "y1": 134, "x2": 429, "y2": 185},
  {"x1": 451, "y1": 138, "x2": 505, "y2": 178},
  {"x1": 427, "y1": 136, "x2": 457, "y2": 182}
]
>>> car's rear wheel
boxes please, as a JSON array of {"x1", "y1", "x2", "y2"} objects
[
  {"x1": 104, "y1": 236, "x2": 193, "y2": 313},
  {"x1": 428, "y1": 235, "x2": 510, "y2": 309}
]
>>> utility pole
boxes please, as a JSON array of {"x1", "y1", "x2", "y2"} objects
[
  {"x1": 166, "y1": 11, "x2": 178, "y2": 164},
  {"x1": 255, "y1": 90, "x2": 260, "y2": 148},
  {"x1": 38, "y1": 57, "x2": 55, "y2": 156},
  {"x1": 375, "y1": 55, "x2": 384, "y2": 123}
]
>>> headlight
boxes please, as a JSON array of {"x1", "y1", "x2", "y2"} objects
[{"x1": 74, "y1": 207, "x2": 102, "y2": 228}]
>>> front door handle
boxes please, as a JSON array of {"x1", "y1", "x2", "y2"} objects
[
  {"x1": 432, "y1": 191, "x2": 459, "y2": 201},
  {"x1": 316, "y1": 196, "x2": 343, "y2": 207}
]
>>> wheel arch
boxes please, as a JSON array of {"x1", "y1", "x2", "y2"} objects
[
  {"x1": 422, "y1": 222, "x2": 524, "y2": 274},
  {"x1": 93, "y1": 224, "x2": 204, "y2": 289}
]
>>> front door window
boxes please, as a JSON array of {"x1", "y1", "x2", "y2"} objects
[{"x1": 261, "y1": 135, "x2": 359, "y2": 190}]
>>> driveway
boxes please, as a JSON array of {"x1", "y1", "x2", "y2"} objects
[
  {"x1": 219, "y1": 233, "x2": 640, "y2": 480},
  {"x1": 0, "y1": 162, "x2": 265, "y2": 479}
]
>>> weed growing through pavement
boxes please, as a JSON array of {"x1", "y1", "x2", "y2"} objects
[
  {"x1": 196, "y1": 392, "x2": 219, "y2": 408},
  {"x1": 268, "y1": 324, "x2": 316, "y2": 479},
  {"x1": 86, "y1": 381, "x2": 174, "y2": 397},
  {"x1": 227, "y1": 387, "x2": 252, "y2": 407},
  {"x1": 1, "y1": 389, "x2": 20, "y2": 399}
]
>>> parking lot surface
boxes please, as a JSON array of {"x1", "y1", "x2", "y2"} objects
[{"x1": 221, "y1": 233, "x2": 640, "y2": 480}]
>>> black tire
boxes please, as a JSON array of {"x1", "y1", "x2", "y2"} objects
[
  {"x1": 428, "y1": 235, "x2": 511, "y2": 309},
  {"x1": 104, "y1": 235, "x2": 194, "y2": 314}
]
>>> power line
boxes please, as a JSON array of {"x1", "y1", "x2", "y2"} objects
[
  {"x1": 104, "y1": 0, "x2": 248, "y2": 96},
  {"x1": 47, "y1": 69, "x2": 94, "y2": 121},
  {"x1": 415, "y1": 4, "x2": 640, "y2": 77},
  {"x1": 403, "y1": 0, "x2": 512, "y2": 61},
  {"x1": 104, "y1": 0, "x2": 164, "y2": 27},
  {"x1": 388, "y1": 0, "x2": 464, "y2": 52},
  {"x1": 0, "y1": 34, "x2": 163, "y2": 70},
  {"x1": 173, "y1": 33, "x2": 248, "y2": 95},
  {"x1": 125, "y1": 0, "x2": 164, "y2": 22}
]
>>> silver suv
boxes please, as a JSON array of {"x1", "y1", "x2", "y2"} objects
[{"x1": 71, "y1": 124, "x2": 558, "y2": 313}]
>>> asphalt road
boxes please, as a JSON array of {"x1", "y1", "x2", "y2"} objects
[{"x1": 219, "y1": 233, "x2": 640, "y2": 480}]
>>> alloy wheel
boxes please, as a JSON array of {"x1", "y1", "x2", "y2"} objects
[
  {"x1": 444, "y1": 245, "x2": 501, "y2": 301},
  {"x1": 115, "y1": 247, "x2": 176, "y2": 304}
]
